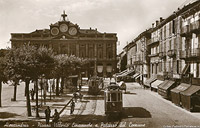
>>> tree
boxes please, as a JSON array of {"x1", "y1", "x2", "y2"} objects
[
  {"x1": 53, "y1": 55, "x2": 88, "y2": 94},
  {"x1": 0, "y1": 57, "x2": 8, "y2": 107},
  {"x1": 5, "y1": 45, "x2": 55, "y2": 117},
  {"x1": 54, "y1": 55, "x2": 71, "y2": 95}
]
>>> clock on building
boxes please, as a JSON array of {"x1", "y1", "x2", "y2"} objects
[
  {"x1": 51, "y1": 27, "x2": 59, "y2": 36},
  {"x1": 69, "y1": 27, "x2": 77, "y2": 36},
  {"x1": 59, "y1": 24, "x2": 68, "y2": 32}
]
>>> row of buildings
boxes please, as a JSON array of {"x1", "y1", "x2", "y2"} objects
[
  {"x1": 117, "y1": 0, "x2": 200, "y2": 111},
  {"x1": 10, "y1": 11, "x2": 118, "y2": 78}
]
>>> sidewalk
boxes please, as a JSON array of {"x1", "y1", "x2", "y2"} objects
[{"x1": 0, "y1": 81, "x2": 73, "y2": 122}]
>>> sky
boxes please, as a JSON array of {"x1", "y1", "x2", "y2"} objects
[{"x1": 0, "y1": 0, "x2": 192, "y2": 54}]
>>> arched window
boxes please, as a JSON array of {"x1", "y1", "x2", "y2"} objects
[
  {"x1": 108, "y1": 51, "x2": 112, "y2": 59},
  {"x1": 98, "y1": 49, "x2": 103, "y2": 59},
  {"x1": 89, "y1": 49, "x2": 93, "y2": 58}
]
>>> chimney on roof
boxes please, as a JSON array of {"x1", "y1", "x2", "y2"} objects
[
  {"x1": 152, "y1": 23, "x2": 154, "y2": 28},
  {"x1": 156, "y1": 20, "x2": 159, "y2": 26},
  {"x1": 160, "y1": 17, "x2": 164, "y2": 22}
]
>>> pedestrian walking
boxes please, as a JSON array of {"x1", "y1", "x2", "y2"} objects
[
  {"x1": 78, "y1": 91, "x2": 83, "y2": 101},
  {"x1": 70, "y1": 100, "x2": 75, "y2": 115},
  {"x1": 30, "y1": 88, "x2": 35, "y2": 100},
  {"x1": 45, "y1": 106, "x2": 51, "y2": 124},
  {"x1": 79, "y1": 84, "x2": 82, "y2": 91},
  {"x1": 73, "y1": 92, "x2": 78, "y2": 102},
  {"x1": 52, "y1": 109, "x2": 59, "y2": 124}
]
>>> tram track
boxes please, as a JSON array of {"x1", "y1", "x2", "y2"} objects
[{"x1": 67, "y1": 95, "x2": 98, "y2": 127}]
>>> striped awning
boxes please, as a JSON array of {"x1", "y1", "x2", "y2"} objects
[{"x1": 151, "y1": 80, "x2": 164, "y2": 89}]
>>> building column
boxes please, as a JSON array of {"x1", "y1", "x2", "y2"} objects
[
  {"x1": 76, "y1": 43, "x2": 79, "y2": 57},
  {"x1": 103, "y1": 62, "x2": 106, "y2": 77},
  {"x1": 86, "y1": 44, "x2": 88, "y2": 57},
  {"x1": 103, "y1": 43, "x2": 106, "y2": 59}
]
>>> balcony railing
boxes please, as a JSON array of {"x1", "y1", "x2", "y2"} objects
[
  {"x1": 180, "y1": 25, "x2": 190, "y2": 37},
  {"x1": 180, "y1": 48, "x2": 200, "y2": 60},
  {"x1": 188, "y1": 48, "x2": 200, "y2": 58},
  {"x1": 149, "y1": 37, "x2": 159, "y2": 45},
  {"x1": 190, "y1": 20, "x2": 200, "y2": 34},
  {"x1": 167, "y1": 49, "x2": 176, "y2": 57},
  {"x1": 148, "y1": 53, "x2": 159, "y2": 57},
  {"x1": 134, "y1": 60, "x2": 143, "y2": 65}
]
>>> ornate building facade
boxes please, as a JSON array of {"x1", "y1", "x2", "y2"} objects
[{"x1": 10, "y1": 12, "x2": 118, "y2": 77}]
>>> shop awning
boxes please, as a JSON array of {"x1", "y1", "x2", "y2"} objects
[
  {"x1": 135, "y1": 74, "x2": 142, "y2": 79},
  {"x1": 158, "y1": 80, "x2": 169, "y2": 89},
  {"x1": 181, "y1": 64, "x2": 190, "y2": 75},
  {"x1": 144, "y1": 76, "x2": 157, "y2": 87},
  {"x1": 151, "y1": 80, "x2": 164, "y2": 89},
  {"x1": 132, "y1": 73, "x2": 140, "y2": 78},
  {"x1": 171, "y1": 83, "x2": 191, "y2": 94},
  {"x1": 123, "y1": 70, "x2": 134, "y2": 76},
  {"x1": 117, "y1": 69, "x2": 128, "y2": 77},
  {"x1": 181, "y1": 85, "x2": 200, "y2": 96},
  {"x1": 159, "y1": 80, "x2": 175, "y2": 91}
]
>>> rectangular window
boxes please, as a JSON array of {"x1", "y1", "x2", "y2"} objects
[
  {"x1": 111, "y1": 93, "x2": 116, "y2": 101},
  {"x1": 177, "y1": 60, "x2": 179, "y2": 74},
  {"x1": 108, "y1": 93, "x2": 110, "y2": 101},
  {"x1": 172, "y1": 20, "x2": 175, "y2": 34},
  {"x1": 196, "y1": 63, "x2": 199, "y2": 78},
  {"x1": 169, "y1": 40, "x2": 172, "y2": 50},
  {"x1": 118, "y1": 93, "x2": 121, "y2": 101}
]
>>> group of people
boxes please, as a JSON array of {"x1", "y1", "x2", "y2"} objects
[
  {"x1": 42, "y1": 77, "x2": 84, "y2": 124},
  {"x1": 45, "y1": 106, "x2": 60, "y2": 125}
]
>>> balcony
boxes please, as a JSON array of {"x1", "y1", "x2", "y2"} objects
[
  {"x1": 180, "y1": 25, "x2": 191, "y2": 37},
  {"x1": 159, "y1": 52, "x2": 166, "y2": 59},
  {"x1": 187, "y1": 48, "x2": 200, "y2": 59},
  {"x1": 148, "y1": 37, "x2": 159, "y2": 45},
  {"x1": 167, "y1": 49, "x2": 176, "y2": 58},
  {"x1": 133, "y1": 60, "x2": 143, "y2": 65},
  {"x1": 190, "y1": 20, "x2": 200, "y2": 34},
  {"x1": 148, "y1": 53, "x2": 159, "y2": 57}
]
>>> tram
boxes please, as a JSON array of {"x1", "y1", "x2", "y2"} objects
[
  {"x1": 88, "y1": 76, "x2": 103, "y2": 95},
  {"x1": 104, "y1": 82, "x2": 123, "y2": 118}
]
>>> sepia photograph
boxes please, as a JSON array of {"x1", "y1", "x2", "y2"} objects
[{"x1": 0, "y1": 0, "x2": 200, "y2": 127}]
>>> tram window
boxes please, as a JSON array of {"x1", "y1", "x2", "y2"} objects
[
  {"x1": 111, "y1": 93, "x2": 117, "y2": 101},
  {"x1": 118, "y1": 93, "x2": 121, "y2": 101},
  {"x1": 108, "y1": 93, "x2": 110, "y2": 101}
]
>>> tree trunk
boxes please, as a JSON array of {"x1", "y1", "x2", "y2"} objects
[
  {"x1": 25, "y1": 79, "x2": 32, "y2": 116},
  {"x1": 35, "y1": 79, "x2": 39, "y2": 118},
  {"x1": 0, "y1": 81, "x2": 2, "y2": 107},
  {"x1": 13, "y1": 82, "x2": 17, "y2": 101},
  {"x1": 60, "y1": 77, "x2": 64, "y2": 93},
  {"x1": 56, "y1": 77, "x2": 59, "y2": 96},
  {"x1": 24, "y1": 83, "x2": 27, "y2": 96}
]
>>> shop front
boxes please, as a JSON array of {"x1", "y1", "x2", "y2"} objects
[
  {"x1": 158, "y1": 80, "x2": 176, "y2": 99},
  {"x1": 180, "y1": 85, "x2": 200, "y2": 111},
  {"x1": 151, "y1": 79, "x2": 164, "y2": 92},
  {"x1": 144, "y1": 75, "x2": 157, "y2": 88},
  {"x1": 170, "y1": 83, "x2": 191, "y2": 106}
]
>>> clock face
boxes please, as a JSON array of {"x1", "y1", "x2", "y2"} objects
[
  {"x1": 51, "y1": 27, "x2": 59, "y2": 36},
  {"x1": 59, "y1": 24, "x2": 68, "y2": 32},
  {"x1": 69, "y1": 27, "x2": 77, "y2": 36}
]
